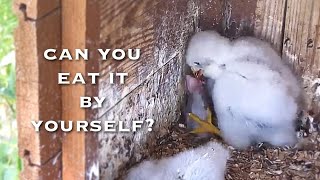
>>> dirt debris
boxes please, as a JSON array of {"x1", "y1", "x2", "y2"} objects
[{"x1": 120, "y1": 111, "x2": 320, "y2": 180}]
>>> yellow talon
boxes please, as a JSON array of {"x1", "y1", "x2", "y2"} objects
[{"x1": 188, "y1": 108, "x2": 221, "y2": 137}]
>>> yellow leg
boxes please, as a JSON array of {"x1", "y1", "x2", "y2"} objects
[{"x1": 188, "y1": 108, "x2": 221, "y2": 137}]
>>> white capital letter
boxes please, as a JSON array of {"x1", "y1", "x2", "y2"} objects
[
  {"x1": 116, "y1": 73, "x2": 128, "y2": 84},
  {"x1": 112, "y1": 49, "x2": 125, "y2": 60},
  {"x1": 80, "y1": 97, "x2": 92, "y2": 108},
  {"x1": 77, "y1": 121, "x2": 88, "y2": 132},
  {"x1": 45, "y1": 121, "x2": 58, "y2": 132},
  {"x1": 132, "y1": 121, "x2": 143, "y2": 131},
  {"x1": 128, "y1": 49, "x2": 140, "y2": 60},
  {"x1": 44, "y1": 49, "x2": 57, "y2": 60},
  {"x1": 93, "y1": 97, "x2": 105, "y2": 108},
  {"x1": 75, "y1": 49, "x2": 88, "y2": 60},
  {"x1": 88, "y1": 73, "x2": 100, "y2": 84},
  {"x1": 98, "y1": 49, "x2": 111, "y2": 60},
  {"x1": 31, "y1": 120, "x2": 43, "y2": 132},
  {"x1": 72, "y1": 73, "x2": 86, "y2": 84},
  {"x1": 58, "y1": 73, "x2": 70, "y2": 84}
]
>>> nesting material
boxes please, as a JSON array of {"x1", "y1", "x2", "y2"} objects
[
  {"x1": 137, "y1": 109, "x2": 320, "y2": 180},
  {"x1": 126, "y1": 141, "x2": 229, "y2": 180}
]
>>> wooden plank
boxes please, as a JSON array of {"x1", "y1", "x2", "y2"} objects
[
  {"x1": 85, "y1": 0, "x2": 100, "y2": 179},
  {"x1": 198, "y1": 0, "x2": 224, "y2": 32},
  {"x1": 254, "y1": 0, "x2": 287, "y2": 51},
  {"x1": 222, "y1": 0, "x2": 257, "y2": 38},
  {"x1": 14, "y1": 4, "x2": 62, "y2": 180},
  {"x1": 282, "y1": 0, "x2": 320, "y2": 112},
  {"x1": 19, "y1": 152, "x2": 62, "y2": 180},
  {"x1": 98, "y1": 0, "x2": 198, "y2": 178},
  {"x1": 97, "y1": 0, "x2": 261, "y2": 178},
  {"x1": 100, "y1": 0, "x2": 158, "y2": 39},
  {"x1": 13, "y1": 0, "x2": 60, "y2": 19},
  {"x1": 199, "y1": 0, "x2": 258, "y2": 37},
  {"x1": 61, "y1": 0, "x2": 100, "y2": 179},
  {"x1": 61, "y1": 0, "x2": 86, "y2": 179},
  {"x1": 99, "y1": 58, "x2": 185, "y2": 179}
]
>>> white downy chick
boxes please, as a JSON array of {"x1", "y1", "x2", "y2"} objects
[
  {"x1": 185, "y1": 75, "x2": 207, "y2": 130},
  {"x1": 126, "y1": 142, "x2": 230, "y2": 180},
  {"x1": 186, "y1": 31, "x2": 301, "y2": 149}
]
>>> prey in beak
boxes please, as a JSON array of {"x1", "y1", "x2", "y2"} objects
[
  {"x1": 191, "y1": 67, "x2": 204, "y2": 83},
  {"x1": 187, "y1": 67, "x2": 221, "y2": 137}
]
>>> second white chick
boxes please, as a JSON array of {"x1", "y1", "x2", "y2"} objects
[
  {"x1": 186, "y1": 31, "x2": 301, "y2": 149},
  {"x1": 126, "y1": 142, "x2": 230, "y2": 180}
]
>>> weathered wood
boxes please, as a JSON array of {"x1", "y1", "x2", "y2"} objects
[
  {"x1": 254, "y1": 0, "x2": 320, "y2": 112},
  {"x1": 19, "y1": 152, "x2": 62, "y2": 180},
  {"x1": 61, "y1": 0, "x2": 100, "y2": 179},
  {"x1": 254, "y1": 0, "x2": 287, "y2": 51},
  {"x1": 13, "y1": 0, "x2": 60, "y2": 19},
  {"x1": 85, "y1": 1, "x2": 101, "y2": 180},
  {"x1": 61, "y1": 0, "x2": 86, "y2": 177},
  {"x1": 100, "y1": 0, "x2": 158, "y2": 39},
  {"x1": 14, "y1": 2, "x2": 62, "y2": 179},
  {"x1": 222, "y1": 0, "x2": 257, "y2": 37},
  {"x1": 282, "y1": 0, "x2": 320, "y2": 112},
  {"x1": 97, "y1": 0, "x2": 260, "y2": 178},
  {"x1": 199, "y1": 0, "x2": 258, "y2": 37},
  {"x1": 98, "y1": 0, "x2": 198, "y2": 178},
  {"x1": 198, "y1": 0, "x2": 224, "y2": 32}
]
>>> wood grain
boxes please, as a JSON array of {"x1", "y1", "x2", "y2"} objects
[
  {"x1": 254, "y1": 0, "x2": 287, "y2": 51},
  {"x1": 198, "y1": 0, "x2": 225, "y2": 32},
  {"x1": 61, "y1": 0, "x2": 100, "y2": 179},
  {"x1": 100, "y1": 0, "x2": 158, "y2": 39},
  {"x1": 61, "y1": 0, "x2": 86, "y2": 179},
  {"x1": 254, "y1": 0, "x2": 320, "y2": 112},
  {"x1": 13, "y1": 0, "x2": 60, "y2": 19},
  {"x1": 222, "y1": 0, "x2": 257, "y2": 38},
  {"x1": 98, "y1": 0, "x2": 198, "y2": 178},
  {"x1": 282, "y1": 0, "x2": 320, "y2": 112},
  {"x1": 97, "y1": 0, "x2": 261, "y2": 178},
  {"x1": 14, "y1": 4, "x2": 62, "y2": 180}
]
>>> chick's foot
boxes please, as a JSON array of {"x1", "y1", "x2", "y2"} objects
[{"x1": 188, "y1": 108, "x2": 221, "y2": 137}]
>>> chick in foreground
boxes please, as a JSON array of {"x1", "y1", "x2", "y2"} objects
[
  {"x1": 186, "y1": 31, "x2": 301, "y2": 149},
  {"x1": 185, "y1": 75, "x2": 220, "y2": 136},
  {"x1": 126, "y1": 142, "x2": 230, "y2": 180}
]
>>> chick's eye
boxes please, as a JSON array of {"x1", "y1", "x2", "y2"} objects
[{"x1": 194, "y1": 62, "x2": 201, "y2": 66}]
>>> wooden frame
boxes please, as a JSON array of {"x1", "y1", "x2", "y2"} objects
[
  {"x1": 14, "y1": 0, "x2": 320, "y2": 179},
  {"x1": 14, "y1": 0, "x2": 99, "y2": 179}
]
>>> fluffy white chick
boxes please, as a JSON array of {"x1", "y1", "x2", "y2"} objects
[
  {"x1": 186, "y1": 31, "x2": 301, "y2": 149},
  {"x1": 126, "y1": 142, "x2": 230, "y2": 180}
]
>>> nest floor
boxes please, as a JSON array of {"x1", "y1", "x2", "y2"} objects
[{"x1": 144, "y1": 115, "x2": 320, "y2": 180}]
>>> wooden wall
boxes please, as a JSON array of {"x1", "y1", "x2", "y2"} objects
[
  {"x1": 14, "y1": 0, "x2": 320, "y2": 179},
  {"x1": 255, "y1": 0, "x2": 320, "y2": 113},
  {"x1": 14, "y1": 0, "x2": 62, "y2": 179},
  {"x1": 97, "y1": 0, "x2": 320, "y2": 179},
  {"x1": 98, "y1": 1, "x2": 197, "y2": 178},
  {"x1": 14, "y1": 0, "x2": 100, "y2": 179},
  {"x1": 282, "y1": 0, "x2": 320, "y2": 113},
  {"x1": 97, "y1": 0, "x2": 258, "y2": 179}
]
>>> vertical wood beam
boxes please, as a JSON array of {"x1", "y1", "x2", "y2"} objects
[
  {"x1": 61, "y1": 0, "x2": 99, "y2": 179},
  {"x1": 61, "y1": 0, "x2": 86, "y2": 179},
  {"x1": 14, "y1": 0, "x2": 62, "y2": 179},
  {"x1": 254, "y1": 0, "x2": 287, "y2": 51},
  {"x1": 282, "y1": 0, "x2": 320, "y2": 112},
  {"x1": 254, "y1": 0, "x2": 320, "y2": 112}
]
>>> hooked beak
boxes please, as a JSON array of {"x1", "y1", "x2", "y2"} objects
[{"x1": 191, "y1": 67, "x2": 203, "y2": 79}]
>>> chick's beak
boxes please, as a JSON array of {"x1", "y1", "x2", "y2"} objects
[{"x1": 191, "y1": 67, "x2": 203, "y2": 79}]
